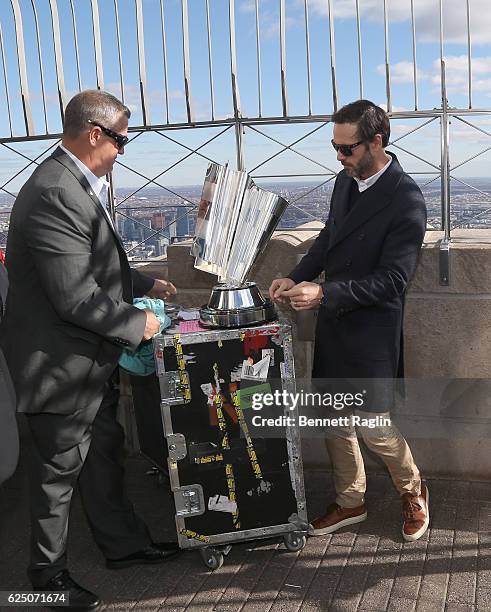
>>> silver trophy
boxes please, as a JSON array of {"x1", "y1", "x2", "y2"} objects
[{"x1": 191, "y1": 163, "x2": 288, "y2": 328}]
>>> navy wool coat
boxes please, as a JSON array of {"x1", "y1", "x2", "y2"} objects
[{"x1": 288, "y1": 153, "x2": 426, "y2": 412}]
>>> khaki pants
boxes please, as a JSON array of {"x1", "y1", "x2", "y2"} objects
[{"x1": 325, "y1": 410, "x2": 421, "y2": 508}]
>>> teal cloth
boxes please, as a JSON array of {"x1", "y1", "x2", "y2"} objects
[{"x1": 119, "y1": 298, "x2": 171, "y2": 376}]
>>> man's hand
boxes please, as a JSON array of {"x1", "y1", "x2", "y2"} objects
[
  {"x1": 269, "y1": 277, "x2": 296, "y2": 303},
  {"x1": 146, "y1": 278, "x2": 177, "y2": 300},
  {"x1": 142, "y1": 309, "x2": 160, "y2": 341},
  {"x1": 282, "y1": 281, "x2": 323, "y2": 310}
]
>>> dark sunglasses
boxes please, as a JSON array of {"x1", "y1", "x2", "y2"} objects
[
  {"x1": 88, "y1": 120, "x2": 129, "y2": 149},
  {"x1": 331, "y1": 139, "x2": 364, "y2": 156}
]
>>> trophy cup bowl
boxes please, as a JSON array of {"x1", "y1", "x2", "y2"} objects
[
  {"x1": 199, "y1": 282, "x2": 277, "y2": 328},
  {"x1": 192, "y1": 163, "x2": 288, "y2": 328}
]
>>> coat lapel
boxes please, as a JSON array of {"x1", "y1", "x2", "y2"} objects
[
  {"x1": 50, "y1": 147, "x2": 126, "y2": 252},
  {"x1": 328, "y1": 152, "x2": 404, "y2": 251}
]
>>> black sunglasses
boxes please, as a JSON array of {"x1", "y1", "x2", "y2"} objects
[
  {"x1": 88, "y1": 120, "x2": 129, "y2": 149},
  {"x1": 331, "y1": 139, "x2": 364, "y2": 156}
]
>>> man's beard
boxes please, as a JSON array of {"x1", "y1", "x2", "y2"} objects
[{"x1": 344, "y1": 148, "x2": 375, "y2": 179}]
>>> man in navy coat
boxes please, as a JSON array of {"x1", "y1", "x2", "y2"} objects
[{"x1": 269, "y1": 100, "x2": 429, "y2": 542}]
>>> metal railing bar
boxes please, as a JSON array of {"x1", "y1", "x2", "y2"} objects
[
  {"x1": 439, "y1": 0, "x2": 444, "y2": 72},
  {"x1": 90, "y1": 0, "x2": 104, "y2": 89},
  {"x1": 251, "y1": 173, "x2": 335, "y2": 178},
  {"x1": 388, "y1": 117, "x2": 438, "y2": 146},
  {"x1": 181, "y1": 0, "x2": 194, "y2": 123},
  {"x1": 450, "y1": 145, "x2": 491, "y2": 172},
  {"x1": 6, "y1": 109, "x2": 491, "y2": 145},
  {"x1": 0, "y1": 187, "x2": 17, "y2": 199},
  {"x1": 410, "y1": 0, "x2": 418, "y2": 110},
  {"x1": 254, "y1": 0, "x2": 262, "y2": 117},
  {"x1": 115, "y1": 160, "x2": 200, "y2": 208},
  {"x1": 452, "y1": 114, "x2": 491, "y2": 139},
  {"x1": 30, "y1": 0, "x2": 48, "y2": 132},
  {"x1": 205, "y1": 0, "x2": 215, "y2": 121},
  {"x1": 0, "y1": 24, "x2": 13, "y2": 137},
  {"x1": 116, "y1": 204, "x2": 194, "y2": 211},
  {"x1": 383, "y1": 0, "x2": 391, "y2": 112},
  {"x1": 466, "y1": 0, "x2": 472, "y2": 109},
  {"x1": 113, "y1": 0, "x2": 125, "y2": 103},
  {"x1": 0, "y1": 140, "x2": 60, "y2": 191},
  {"x1": 159, "y1": 0, "x2": 169, "y2": 123},
  {"x1": 68, "y1": 0, "x2": 82, "y2": 91},
  {"x1": 229, "y1": 0, "x2": 241, "y2": 119},
  {"x1": 47, "y1": 0, "x2": 67, "y2": 120},
  {"x1": 247, "y1": 122, "x2": 337, "y2": 174},
  {"x1": 327, "y1": 0, "x2": 338, "y2": 111},
  {"x1": 116, "y1": 126, "x2": 230, "y2": 205},
  {"x1": 10, "y1": 0, "x2": 34, "y2": 135},
  {"x1": 114, "y1": 209, "x2": 176, "y2": 244},
  {"x1": 135, "y1": 0, "x2": 149, "y2": 125},
  {"x1": 449, "y1": 174, "x2": 491, "y2": 199},
  {"x1": 279, "y1": 0, "x2": 288, "y2": 116},
  {"x1": 304, "y1": 0, "x2": 312, "y2": 115},
  {"x1": 452, "y1": 206, "x2": 491, "y2": 229},
  {"x1": 355, "y1": 0, "x2": 363, "y2": 99},
  {"x1": 389, "y1": 142, "x2": 441, "y2": 171}
]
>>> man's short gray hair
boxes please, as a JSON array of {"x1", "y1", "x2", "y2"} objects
[{"x1": 63, "y1": 90, "x2": 130, "y2": 138}]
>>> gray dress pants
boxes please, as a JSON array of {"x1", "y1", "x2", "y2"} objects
[{"x1": 26, "y1": 375, "x2": 151, "y2": 587}]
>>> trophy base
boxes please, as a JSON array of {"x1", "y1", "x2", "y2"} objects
[{"x1": 199, "y1": 282, "x2": 277, "y2": 328}]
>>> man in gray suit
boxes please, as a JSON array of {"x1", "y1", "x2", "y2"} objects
[{"x1": 0, "y1": 90, "x2": 178, "y2": 610}]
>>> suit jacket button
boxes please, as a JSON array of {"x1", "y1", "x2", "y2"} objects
[
  {"x1": 358, "y1": 232, "x2": 365, "y2": 240},
  {"x1": 345, "y1": 259, "x2": 352, "y2": 268}
]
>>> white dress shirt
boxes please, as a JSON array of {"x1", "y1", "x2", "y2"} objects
[
  {"x1": 59, "y1": 144, "x2": 114, "y2": 229},
  {"x1": 354, "y1": 155, "x2": 392, "y2": 193}
]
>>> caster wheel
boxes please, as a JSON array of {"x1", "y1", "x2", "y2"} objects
[
  {"x1": 284, "y1": 532, "x2": 307, "y2": 552},
  {"x1": 200, "y1": 548, "x2": 224, "y2": 570}
]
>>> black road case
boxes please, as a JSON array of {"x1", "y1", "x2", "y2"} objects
[{"x1": 137, "y1": 321, "x2": 307, "y2": 569}]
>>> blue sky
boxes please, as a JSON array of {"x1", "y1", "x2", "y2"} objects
[{"x1": 2, "y1": 0, "x2": 491, "y2": 192}]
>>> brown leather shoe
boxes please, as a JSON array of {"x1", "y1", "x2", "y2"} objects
[
  {"x1": 308, "y1": 503, "x2": 367, "y2": 536},
  {"x1": 402, "y1": 484, "x2": 429, "y2": 541}
]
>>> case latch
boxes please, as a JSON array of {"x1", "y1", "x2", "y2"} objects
[
  {"x1": 160, "y1": 370, "x2": 191, "y2": 405},
  {"x1": 167, "y1": 433, "x2": 187, "y2": 461},
  {"x1": 174, "y1": 484, "x2": 205, "y2": 517}
]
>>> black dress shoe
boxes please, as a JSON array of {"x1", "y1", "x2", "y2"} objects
[
  {"x1": 35, "y1": 569, "x2": 100, "y2": 610},
  {"x1": 106, "y1": 541, "x2": 180, "y2": 569}
]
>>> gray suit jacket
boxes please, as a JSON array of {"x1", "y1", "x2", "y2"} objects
[
  {"x1": 0, "y1": 147, "x2": 154, "y2": 415},
  {"x1": 0, "y1": 262, "x2": 18, "y2": 484}
]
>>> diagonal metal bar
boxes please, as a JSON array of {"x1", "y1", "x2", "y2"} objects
[
  {"x1": 115, "y1": 160, "x2": 200, "y2": 209},
  {"x1": 0, "y1": 140, "x2": 60, "y2": 191},
  {"x1": 449, "y1": 174, "x2": 491, "y2": 200},
  {"x1": 452, "y1": 114, "x2": 491, "y2": 139},
  {"x1": 450, "y1": 145, "x2": 491, "y2": 173},
  {"x1": 389, "y1": 142, "x2": 441, "y2": 171},
  {"x1": 388, "y1": 117, "x2": 438, "y2": 146},
  {"x1": 116, "y1": 125, "x2": 232, "y2": 205},
  {"x1": 290, "y1": 175, "x2": 337, "y2": 207},
  {"x1": 121, "y1": 205, "x2": 196, "y2": 255},
  {"x1": 247, "y1": 123, "x2": 337, "y2": 174}
]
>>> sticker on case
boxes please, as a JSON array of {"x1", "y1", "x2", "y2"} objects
[
  {"x1": 208, "y1": 495, "x2": 238, "y2": 514},
  {"x1": 241, "y1": 355, "x2": 271, "y2": 380}
]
